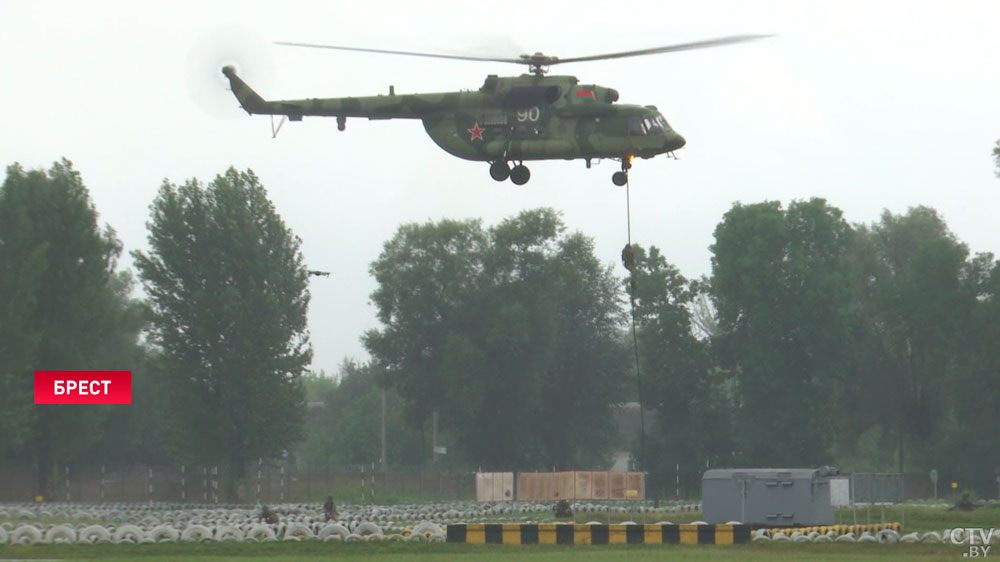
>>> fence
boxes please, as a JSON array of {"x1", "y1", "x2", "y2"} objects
[
  {"x1": 476, "y1": 472, "x2": 514, "y2": 501},
  {"x1": 0, "y1": 462, "x2": 474, "y2": 504},
  {"x1": 516, "y1": 471, "x2": 645, "y2": 501},
  {"x1": 475, "y1": 471, "x2": 645, "y2": 502},
  {"x1": 851, "y1": 473, "x2": 905, "y2": 504},
  {"x1": 0, "y1": 463, "x2": 946, "y2": 504}
]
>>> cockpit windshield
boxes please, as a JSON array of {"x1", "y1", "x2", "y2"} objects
[
  {"x1": 628, "y1": 114, "x2": 671, "y2": 136},
  {"x1": 647, "y1": 115, "x2": 668, "y2": 134}
]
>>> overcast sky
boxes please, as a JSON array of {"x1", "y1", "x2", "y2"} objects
[{"x1": 3, "y1": 0, "x2": 998, "y2": 375}]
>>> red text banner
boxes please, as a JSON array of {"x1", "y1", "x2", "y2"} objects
[{"x1": 34, "y1": 371, "x2": 132, "y2": 404}]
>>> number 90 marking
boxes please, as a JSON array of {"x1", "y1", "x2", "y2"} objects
[{"x1": 517, "y1": 107, "x2": 540, "y2": 122}]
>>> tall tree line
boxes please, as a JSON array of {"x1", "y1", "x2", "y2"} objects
[
  {"x1": 681, "y1": 199, "x2": 996, "y2": 495},
  {"x1": 357, "y1": 198, "x2": 999, "y2": 496},
  {"x1": 0, "y1": 160, "x2": 147, "y2": 496},
  {"x1": 5, "y1": 157, "x2": 1000, "y2": 499},
  {"x1": 0, "y1": 162, "x2": 310, "y2": 500}
]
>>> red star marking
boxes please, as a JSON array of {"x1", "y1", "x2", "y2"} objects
[{"x1": 467, "y1": 122, "x2": 485, "y2": 141}]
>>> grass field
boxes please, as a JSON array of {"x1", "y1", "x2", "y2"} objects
[
  {"x1": 837, "y1": 503, "x2": 1000, "y2": 533},
  {"x1": 0, "y1": 541, "x2": 970, "y2": 562}
]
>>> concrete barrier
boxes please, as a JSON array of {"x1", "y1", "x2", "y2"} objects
[{"x1": 446, "y1": 523, "x2": 751, "y2": 545}]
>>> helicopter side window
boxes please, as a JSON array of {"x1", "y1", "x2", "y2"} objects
[
  {"x1": 655, "y1": 114, "x2": 671, "y2": 131},
  {"x1": 627, "y1": 117, "x2": 646, "y2": 136}
]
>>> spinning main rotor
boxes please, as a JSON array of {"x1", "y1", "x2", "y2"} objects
[{"x1": 274, "y1": 34, "x2": 770, "y2": 75}]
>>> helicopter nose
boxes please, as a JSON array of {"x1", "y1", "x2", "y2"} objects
[{"x1": 665, "y1": 131, "x2": 686, "y2": 151}]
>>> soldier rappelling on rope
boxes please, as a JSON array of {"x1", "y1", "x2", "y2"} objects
[{"x1": 621, "y1": 243, "x2": 638, "y2": 293}]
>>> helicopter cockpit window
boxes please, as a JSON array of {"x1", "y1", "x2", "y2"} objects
[
  {"x1": 638, "y1": 115, "x2": 669, "y2": 135},
  {"x1": 627, "y1": 117, "x2": 646, "y2": 136}
]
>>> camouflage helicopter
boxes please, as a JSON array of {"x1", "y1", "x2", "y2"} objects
[{"x1": 222, "y1": 35, "x2": 766, "y2": 185}]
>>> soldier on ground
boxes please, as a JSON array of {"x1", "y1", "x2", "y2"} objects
[
  {"x1": 259, "y1": 504, "x2": 279, "y2": 524},
  {"x1": 949, "y1": 492, "x2": 977, "y2": 511},
  {"x1": 554, "y1": 499, "x2": 573, "y2": 518},
  {"x1": 324, "y1": 495, "x2": 338, "y2": 521}
]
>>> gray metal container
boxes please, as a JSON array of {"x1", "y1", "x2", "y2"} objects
[{"x1": 702, "y1": 468, "x2": 835, "y2": 526}]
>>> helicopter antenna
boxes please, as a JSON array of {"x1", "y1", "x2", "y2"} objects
[{"x1": 275, "y1": 35, "x2": 771, "y2": 76}]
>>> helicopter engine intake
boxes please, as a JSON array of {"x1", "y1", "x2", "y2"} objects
[{"x1": 502, "y1": 86, "x2": 563, "y2": 108}]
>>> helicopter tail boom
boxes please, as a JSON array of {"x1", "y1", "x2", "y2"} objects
[
  {"x1": 222, "y1": 65, "x2": 307, "y2": 117},
  {"x1": 222, "y1": 66, "x2": 267, "y2": 114},
  {"x1": 221, "y1": 66, "x2": 468, "y2": 121}
]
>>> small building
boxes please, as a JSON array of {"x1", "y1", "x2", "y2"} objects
[{"x1": 702, "y1": 468, "x2": 836, "y2": 526}]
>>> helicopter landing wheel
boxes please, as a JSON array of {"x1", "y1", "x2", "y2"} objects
[
  {"x1": 612, "y1": 171, "x2": 628, "y2": 186},
  {"x1": 489, "y1": 161, "x2": 510, "y2": 182},
  {"x1": 510, "y1": 164, "x2": 530, "y2": 185}
]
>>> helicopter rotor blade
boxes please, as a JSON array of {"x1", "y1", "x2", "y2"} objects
[
  {"x1": 274, "y1": 41, "x2": 526, "y2": 65},
  {"x1": 550, "y1": 34, "x2": 773, "y2": 65}
]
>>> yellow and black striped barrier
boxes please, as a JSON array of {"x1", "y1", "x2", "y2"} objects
[{"x1": 446, "y1": 523, "x2": 751, "y2": 545}]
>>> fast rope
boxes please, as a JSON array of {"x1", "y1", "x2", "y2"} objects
[{"x1": 621, "y1": 173, "x2": 647, "y2": 473}]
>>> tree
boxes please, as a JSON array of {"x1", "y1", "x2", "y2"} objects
[
  {"x1": 365, "y1": 217, "x2": 487, "y2": 432},
  {"x1": 87, "y1": 343, "x2": 172, "y2": 466},
  {"x1": 365, "y1": 209, "x2": 627, "y2": 469},
  {"x1": 297, "y1": 361, "x2": 424, "y2": 468},
  {"x1": 301, "y1": 369, "x2": 338, "y2": 404},
  {"x1": 537, "y1": 231, "x2": 628, "y2": 469},
  {"x1": 134, "y1": 168, "x2": 310, "y2": 499},
  {"x1": 628, "y1": 245, "x2": 732, "y2": 497},
  {"x1": 689, "y1": 283, "x2": 721, "y2": 340},
  {"x1": 0, "y1": 160, "x2": 142, "y2": 496},
  {"x1": 948, "y1": 253, "x2": 1000, "y2": 492},
  {"x1": 710, "y1": 199, "x2": 855, "y2": 465},
  {"x1": 849, "y1": 207, "x2": 970, "y2": 472}
]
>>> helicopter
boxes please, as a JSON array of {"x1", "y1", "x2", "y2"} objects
[{"x1": 222, "y1": 35, "x2": 767, "y2": 185}]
